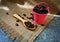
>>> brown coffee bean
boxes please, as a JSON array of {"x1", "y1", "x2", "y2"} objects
[
  {"x1": 23, "y1": 14, "x2": 26, "y2": 16},
  {"x1": 21, "y1": 17, "x2": 24, "y2": 19},
  {"x1": 27, "y1": 17, "x2": 33, "y2": 19},
  {"x1": 41, "y1": 24, "x2": 44, "y2": 26},
  {"x1": 16, "y1": 19, "x2": 19, "y2": 22},
  {"x1": 30, "y1": 13, "x2": 33, "y2": 15},
  {"x1": 15, "y1": 23, "x2": 19, "y2": 26},
  {"x1": 18, "y1": 14, "x2": 21, "y2": 17},
  {"x1": 6, "y1": 13, "x2": 9, "y2": 15},
  {"x1": 27, "y1": 17, "x2": 29, "y2": 19}
]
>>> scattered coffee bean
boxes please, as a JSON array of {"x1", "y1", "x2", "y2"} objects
[
  {"x1": 41, "y1": 24, "x2": 44, "y2": 26},
  {"x1": 56, "y1": 12, "x2": 60, "y2": 15},
  {"x1": 31, "y1": 13, "x2": 33, "y2": 15},
  {"x1": 27, "y1": 17, "x2": 31, "y2": 19},
  {"x1": 23, "y1": 14, "x2": 26, "y2": 16},
  {"x1": 27, "y1": 17, "x2": 33, "y2": 19},
  {"x1": 18, "y1": 14, "x2": 21, "y2": 17},
  {"x1": 15, "y1": 23, "x2": 19, "y2": 26},
  {"x1": 27, "y1": 16, "x2": 34, "y2": 20},
  {"x1": 6, "y1": 13, "x2": 9, "y2": 15},
  {"x1": 18, "y1": 14, "x2": 24, "y2": 19},
  {"x1": 27, "y1": 17, "x2": 29, "y2": 19},
  {"x1": 21, "y1": 17, "x2": 24, "y2": 19},
  {"x1": 25, "y1": 21, "x2": 34, "y2": 28},
  {"x1": 16, "y1": 19, "x2": 20, "y2": 22}
]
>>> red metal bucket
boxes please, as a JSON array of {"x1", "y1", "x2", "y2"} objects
[{"x1": 32, "y1": 2, "x2": 49, "y2": 25}]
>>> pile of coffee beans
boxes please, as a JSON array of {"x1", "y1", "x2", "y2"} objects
[
  {"x1": 33, "y1": 5, "x2": 48, "y2": 14},
  {"x1": 25, "y1": 21, "x2": 34, "y2": 28}
]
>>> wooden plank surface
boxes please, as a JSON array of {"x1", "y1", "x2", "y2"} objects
[{"x1": 0, "y1": 3, "x2": 55, "y2": 42}]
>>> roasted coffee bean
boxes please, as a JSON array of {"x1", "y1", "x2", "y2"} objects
[
  {"x1": 27, "y1": 17, "x2": 32, "y2": 19},
  {"x1": 15, "y1": 23, "x2": 19, "y2": 26},
  {"x1": 25, "y1": 21, "x2": 34, "y2": 28},
  {"x1": 18, "y1": 14, "x2": 21, "y2": 17},
  {"x1": 27, "y1": 17, "x2": 34, "y2": 20},
  {"x1": 6, "y1": 13, "x2": 9, "y2": 15},
  {"x1": 27, "y1": 16, "x2": 34, "y2": 20},
  {"x1": 41, "y1": 24, "x2": 44, "y2": 26},
  {"x1": 38, "y1": 5, "x2": 46, "y2": 10},
  {"x1": 21, "y1": 17, "x2": 24, "y2": 19},
  {"x1": 16, "y1": 19, "x2": 19, "y2": 22},
  {"x1": 56, "y1": 12, "x2": 60, "y2": 15},
  {"x1": 23, "y1": 14, "x2": 26, "y2": 16},
  {"x1": 18, "y1": 14, "x2": 24, "y2": 19},
  {"x1": 27, "y1": 17, "x2": 29, "y2": 19},
  {"x1": 30, "y1": 13, "x2": 33, "y2": 15}
]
